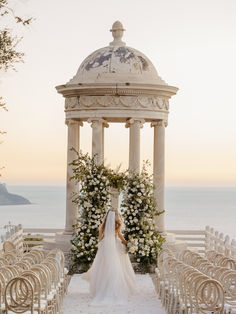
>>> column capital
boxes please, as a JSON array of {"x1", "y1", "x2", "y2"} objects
[
  {"x1": 87, "y1": 118, "x2": 109, "y2": 128},
  {"x1": 125, "y1": 118, "x2": 145, "y2": 128},
  {"x1": 151, "y1": 120, "x2": 168, "y2": 128},
  {"x1": 65, "y1": 119, "x2": 83, "y2": 127}
]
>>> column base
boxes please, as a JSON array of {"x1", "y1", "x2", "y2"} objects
[{"x1": 63, "y1": 229, "x2": 73, "y2": 236}]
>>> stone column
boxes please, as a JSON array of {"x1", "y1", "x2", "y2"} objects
[
  {"x1": 151, "y1": 120, "x2": 167, "y2": 233},
  {"x1": 125, "y1": 119, "x2": 144, "y2": 173},
  {"x1": 64, "y1": 119, "x2": 83, "y2": 234},
  {"x1": 89, "y1": 119, "x2": 109, "y2": 164}
]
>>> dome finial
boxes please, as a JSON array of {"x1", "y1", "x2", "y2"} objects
[{"x1": 110, "y1": 21, "x2": 126, "y2": 46}]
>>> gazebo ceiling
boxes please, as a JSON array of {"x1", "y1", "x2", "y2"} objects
[{"x1": 56, "y1": 21, "x2": 178, "y2": 122}]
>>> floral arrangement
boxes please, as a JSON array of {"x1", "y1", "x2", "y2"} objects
[
  {"x1": 69, "y1": 151, "x2": 125, "y2": 272},
  {"x1": 121, "y1": 162, "x2": 165, "y2": 270},
  {"x1": 69, "y1": 150, "x2": 165, "y2": 273}
]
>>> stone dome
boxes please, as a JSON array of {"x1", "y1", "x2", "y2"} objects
[
  {"x1": 56, "y1": 21, "x2": 178, "y2": 123},
  {"x1": 67, "y1": 21, "x2": 167, "y2": 86},
  {"x1": 68, "y1": 45, "x2": 167, "y2": 86}
]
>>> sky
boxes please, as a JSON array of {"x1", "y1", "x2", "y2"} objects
[{"x1": 0, "y1": 0, "x2": 236, "y2": 186}]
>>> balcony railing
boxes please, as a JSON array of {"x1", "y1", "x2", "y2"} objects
[{"x1": 1, "y1": 223, "x2": 236, "y2": 259}]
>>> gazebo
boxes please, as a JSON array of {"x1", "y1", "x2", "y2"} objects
[{"x1": 56, "y1": 21, "x2": 178, "y2": 251}]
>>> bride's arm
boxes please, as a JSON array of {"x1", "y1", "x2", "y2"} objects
[
  {"x1": 118, "y1": 230, "x2": 127, "y2": 245},
  {"x1": 99, "y1": 228, "x2": 103, "y2": 241}
]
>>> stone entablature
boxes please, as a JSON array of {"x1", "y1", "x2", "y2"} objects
[
  {"x1": 65, "y1": 95, "x2": 169, "y2": 110},
  {"x1": 64, "y1": 95, "x2": 169, "y2": 122}
]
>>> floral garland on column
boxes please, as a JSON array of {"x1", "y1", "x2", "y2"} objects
[{"x1": 121, "y1": 162, "x2": 165, "y2": 270}]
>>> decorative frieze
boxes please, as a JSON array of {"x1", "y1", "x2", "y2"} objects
[{"x1": 65, "y1": 95, "x2": 169, "y2": 111}]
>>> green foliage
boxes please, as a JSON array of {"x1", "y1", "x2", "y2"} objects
[
  {"x1": 0, "y1": 28, "x2": 24, "y2": 71},
  {"x1": 0, "y1": 0, "x2": 33, "y2": 71}
]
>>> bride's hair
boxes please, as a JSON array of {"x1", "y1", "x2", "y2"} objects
[{"x1": 99, "y1": 210, "x2": 122, "y2": 240}]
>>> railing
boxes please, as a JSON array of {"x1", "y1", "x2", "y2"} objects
[
  {"x1": 166, "y1": 229, "x2": 206, "y2": 253},
  {"x1": 23, "y1": 228, "x2": 63, "y2": 250},
  {"x1": 1, "y1": 224, "x2": 236, "y2": 259},
  {"x1": 166, "y1": 226, "x2": 236, "y2": 259},
  {"x1": 205, "y1": 225, "x2": 236, "y2": 259}
]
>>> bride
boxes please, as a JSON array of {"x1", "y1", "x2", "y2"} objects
[{"x1": 82, "y1": 209, "x2": 136, "y2": 304}]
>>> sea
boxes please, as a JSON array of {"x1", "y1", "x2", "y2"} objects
[{"x1": 0, "y1": 186, "x2": 236, "y2": 240}]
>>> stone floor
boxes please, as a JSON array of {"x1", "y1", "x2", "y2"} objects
[{"x1": 62, "y1": 274, "x2": 165, "y2": 314}]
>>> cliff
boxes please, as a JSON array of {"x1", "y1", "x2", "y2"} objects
[{"x1": 0, "y1": 183, "x2": 31, "y2": 206}]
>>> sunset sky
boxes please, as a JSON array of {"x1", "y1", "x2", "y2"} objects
[{"x1": 1, "y1": 0, "x2": 236, "y2": 186}]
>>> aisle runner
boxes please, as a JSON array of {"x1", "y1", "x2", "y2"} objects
[{"x1": 62, "y1": 274, "x2": 165, "y2": 314}]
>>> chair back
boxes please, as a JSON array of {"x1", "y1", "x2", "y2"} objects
[
  {"x1": 3, "y1": 241, "x2": 16, "y2": 254},
  {"x1": 5, "y1": 276, "x2": 34, "y2": 313}
]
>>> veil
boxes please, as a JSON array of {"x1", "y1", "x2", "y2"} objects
[
  {"x1": 102, "y1": 210, "x2": 116, "y2": 254},
  {"x1": 104, "y1": 210, "x2": 116, "y2": 239}
]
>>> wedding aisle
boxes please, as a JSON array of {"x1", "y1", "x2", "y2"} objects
[{"x1": 62, "y1": 274, "x2": 165, "y2": 314}]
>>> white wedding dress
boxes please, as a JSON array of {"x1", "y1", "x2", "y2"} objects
[{"x1": 82, "y1": 211, "x2": 136, "y2": 305}]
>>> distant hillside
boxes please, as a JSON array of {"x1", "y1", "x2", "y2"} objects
[{"x1": 0, "y1": 184, "x2": 31, "y2": 206}]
